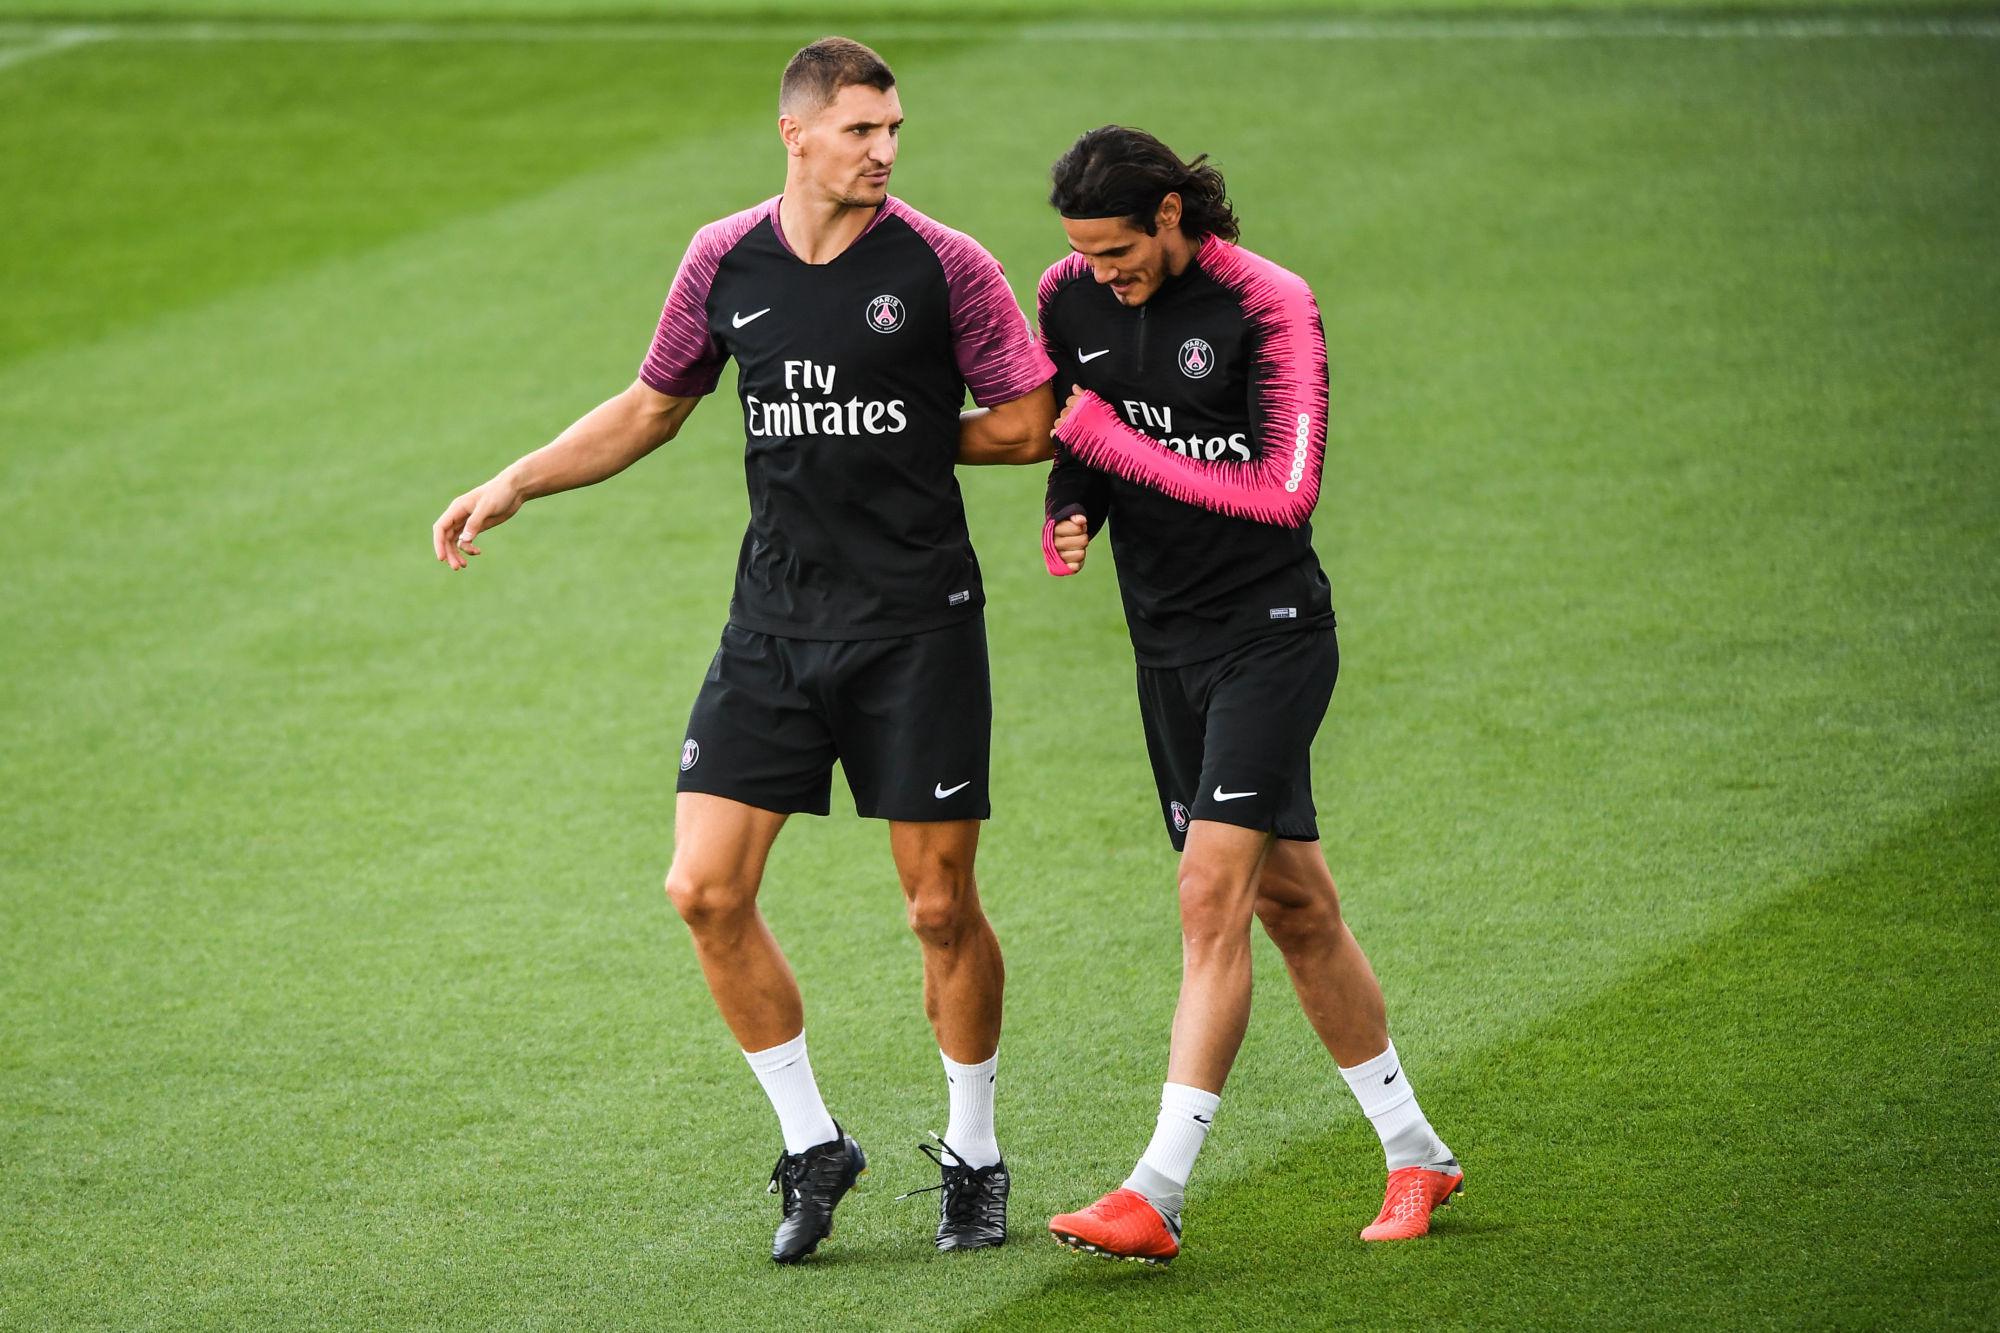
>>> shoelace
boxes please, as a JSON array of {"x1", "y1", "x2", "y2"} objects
[
  {"x1": 767, "y1": 1151, "x2": 811, "y2": 1211},
  {"x1": 894, "y1": 1132, "x2": 999, "y2": 1220}
]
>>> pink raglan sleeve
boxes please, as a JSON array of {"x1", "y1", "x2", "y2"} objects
[
  {"x1": 639, "y1": 208, "x2": 768, "y2": 397},
  {"x1": 1051, "y1": 242, "x2": 1329, "y2": 528},
  {"x1": 896, "y1": 204, "x2": 1056, "y2": 407}
]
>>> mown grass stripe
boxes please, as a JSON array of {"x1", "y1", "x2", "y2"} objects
[
  {"x1": 1, "y1": 14, "x2": 1996, "y2": 48},
  {"x1": 0, "y1": 26, "x2": 100, "y2": 67}
]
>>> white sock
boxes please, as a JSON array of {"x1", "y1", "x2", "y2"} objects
[
  {"x1": 1122, "y1": 1082, "x2": 1219, "y2": 1218},
  {"x1": 941, "y1": 1050, "x2": 1001, "y2": 1169},
  {"x1": 1338, "y1": 1040, "x2": 1453, "y2": 1171},
  {"x1": 743, "y1": 1032, "x2": 839, "y2": 1156}
]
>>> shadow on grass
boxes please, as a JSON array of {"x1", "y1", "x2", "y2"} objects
[{"x1": 967, "y1": 777, "x2": 2000, "y2": 1331}]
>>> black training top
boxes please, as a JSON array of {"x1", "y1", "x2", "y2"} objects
[
  {"x1": 641, "y1": 195, "x2": 1053, "y2": 640},
  {"x1": 1038, "y1": 236, "x2": 1334, "y2": 668}
]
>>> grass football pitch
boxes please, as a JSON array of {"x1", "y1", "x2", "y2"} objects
[{"x1": 2, "y1": 8, "x2": 1997, "y2": 1329}]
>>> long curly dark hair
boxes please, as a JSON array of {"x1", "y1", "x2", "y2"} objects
[{"x1": 1048, "y1": 126, "x2": 1240, "y2": 242}]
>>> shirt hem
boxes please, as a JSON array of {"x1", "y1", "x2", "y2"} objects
[
  {"x1": 1129, "y1": 611, "x2": 1335, "y2": 670},
  {"x1": 728, "y1": 602, "x2": 986, "y2": 643}
]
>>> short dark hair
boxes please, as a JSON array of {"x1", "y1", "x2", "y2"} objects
[
  {"x1": 1048, "y1": 126, "x2": 1240, "y2": 243},
  {"x1": 780, "y1": 37, "x2": 895, "y2": 117}
]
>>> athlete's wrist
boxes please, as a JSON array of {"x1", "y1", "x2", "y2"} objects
[
  {"x1": 1051, "y1": 389, "x2": 1109, "y2": 450},
  {"x1": 493, "y1": 462, "x2": 536, "y2": 504}
]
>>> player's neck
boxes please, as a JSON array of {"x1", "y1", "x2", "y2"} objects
[{"x1": 776, "y1": 182, "x2": 882, "y2": 266}]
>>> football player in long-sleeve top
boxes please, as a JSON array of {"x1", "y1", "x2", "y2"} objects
[{"x1": 1037, "y1": 127, "x2": 1464, "y2": 1264}]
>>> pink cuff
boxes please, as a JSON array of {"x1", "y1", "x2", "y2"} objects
[{"x1": 1042, "y1": 516, "x2": 1078, "y2": 576}]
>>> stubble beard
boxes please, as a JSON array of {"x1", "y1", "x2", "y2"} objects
[{"x1": 842, "y1": 177, "x2": 889, "y2": 208}]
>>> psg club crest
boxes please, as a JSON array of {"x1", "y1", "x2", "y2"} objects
[
  {"x1": 866, "y1": 294, "x2": 906, "y2": 334},
  {"x1": 1178, "y1": 337, "x2": 1214, "y2": 379},
  {"x1": 680, "y1": 739, "x2": 700, "y2": 771},
  {"x1": 1170, "y1": 801, "x2": 1191, "y2": 833}
]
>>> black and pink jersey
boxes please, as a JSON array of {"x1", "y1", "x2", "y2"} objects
[
  {"x1": 641, "y1": 195, "x2": 1053, "y2": 640},
  {"x1": 1039, "y1": 235, "x2": 1334, "y2": 667}
]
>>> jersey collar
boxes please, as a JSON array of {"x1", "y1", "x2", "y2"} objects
[{"x1": 767, "y1": 194, "x2": 894, "y2": 264}]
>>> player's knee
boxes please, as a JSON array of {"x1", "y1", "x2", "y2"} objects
[
  {"x1": 664, "y1": 865, "x2": 754, "y2": 933},
  {"x1": 1176, "y1": 866, "x2": 1250, "y2": 947},
  {"x1": 903, "y1": 878, "x2": 979, "y2": 947},
  {"x1": 1255, "y1": 891, "x2": 1339, "y2": 952}
]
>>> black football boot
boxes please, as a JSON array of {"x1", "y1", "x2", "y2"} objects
[
  {"x1": 767, "y1": 1126, "x2": 867, "y2": 1264},
  {"x1": 898, "y1": 1133, "x2": 1009, "y2": 1251}
]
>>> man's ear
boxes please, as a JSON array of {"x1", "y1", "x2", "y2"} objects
[
  {"x1": 1156, "y1": 191, "x2": 1184, "y2": 233},
  {"x1": 779, "y1": 112, "x2": 805, "y2": 158}
]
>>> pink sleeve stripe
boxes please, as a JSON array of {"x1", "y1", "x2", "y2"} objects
[
  {"x1": 1037, "y1": 252, "x2": 1092, "y2": 309},
  {"x1": 1052, "y1": 239, "x2": 1328, "y2": 528},
  {"x1": 638, "y1": 197, "x2": 778, "y2": 397},
  {"x1": 888, "y1": 199, "x2": 1055, "y2": 407},
  {"x1": 1036, "y1": 253, "x2": 1092, "y2": 362}
]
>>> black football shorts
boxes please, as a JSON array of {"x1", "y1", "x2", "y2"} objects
[
  {"x1": 1136, "y1": 628, "x2": 1339, "y2": 851},
  {"x1": 676, "y1": 617, "x2": 991, "y2": 821}
]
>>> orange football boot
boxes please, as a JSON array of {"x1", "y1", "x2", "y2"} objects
[
  {"x1": 1049, "y1": 1188, "x2": 1181, "y2": 1265},
  {"x1": 1360, "y1": 1163, "x2": 1464, "y2": 1240}
]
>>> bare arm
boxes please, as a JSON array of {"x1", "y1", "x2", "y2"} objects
[
  {"x1": 431, "y1": 379, "x2": 699, "y2": 569},
  {"x1": 956, "y1": 383, "x2": 1056, "y2": 466}
]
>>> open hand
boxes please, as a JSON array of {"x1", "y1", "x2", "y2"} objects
[{"x1": 431, "y1": 475, "x2": 525, "y2": 571}]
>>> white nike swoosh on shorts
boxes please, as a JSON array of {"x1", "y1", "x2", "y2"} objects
[
  {"x1": 1211, "y1": 787, "x2": 1258, "y2": 802},
  {"x1": 732, "y1": 308, "x2": 771, "y2": 328},
  {"x1": 935, "y1": 780, "x2": 972, "y2": 799}
]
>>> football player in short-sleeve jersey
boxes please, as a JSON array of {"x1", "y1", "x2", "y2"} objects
[
  {"x1": 431, "y1": 38, "x2": 1055, "y2": 1264},
  {"x1": 1031, "y1": 128, "x2": 1464, "y2": 1265}
]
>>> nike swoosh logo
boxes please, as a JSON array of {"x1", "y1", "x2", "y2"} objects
[
  {"x1": 934, "y1": 780, "x2": 972, "y2": 799},
  {"x1": 1211, "y1": 787, "x2": 1258, "y2": 802},
  {"x1": 1077, "y1": 348, "x2": 1110, "y2": 362},
  {"x1": 1384, "y1": 1069, "x2": 1400, "y2": 1086},
  {"x1": 731, "y1": 308, "x2": 771, "y2": 328}
]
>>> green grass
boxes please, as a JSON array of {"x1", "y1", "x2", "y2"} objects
[
  {"x1": 980, "y1": 781, "x2": 2000, "y2": 1329},
  {"x1": 3, "y1": 14, "x2": 1997, "y2": 1331},
  {"x1": 7, "y1": 0, "x2": 1988, "y2": 20}
]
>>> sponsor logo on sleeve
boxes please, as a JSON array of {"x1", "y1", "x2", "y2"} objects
[
  {"x1": 866, "y1": 294, "x2": 906, "y2": 333},
  {"x1": 1179, "y1": 337, "x2": 1214, "y2": 379}
]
